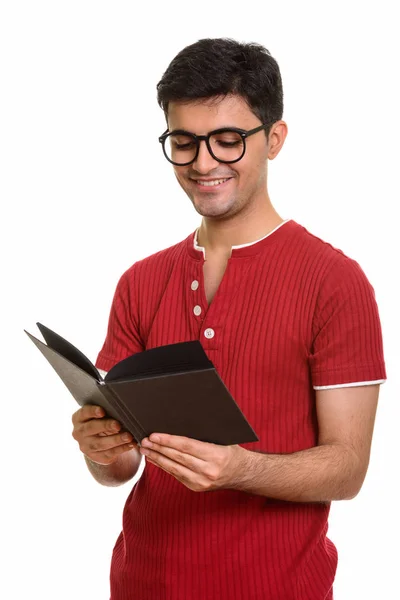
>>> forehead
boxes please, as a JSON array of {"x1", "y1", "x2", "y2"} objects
[{"x1": 167, "y1": 94, "x2": 260, "y2": 133}]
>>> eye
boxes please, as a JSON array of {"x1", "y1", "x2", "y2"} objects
[
  {"x1": 216, "y1": 139, "x2": 242, "y2": 148},
  {"x1": 211, "y1": 132, "x2": 243, "y2": 148},
  {"x1": 174, "y1": 141, "x2": 196, "y2": 150},
  {"x1": 170, "y1": 135, "x2": 196, "y2": 151}
]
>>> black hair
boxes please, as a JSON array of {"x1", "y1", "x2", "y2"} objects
[{"x1": 156, "y1": 38, "x2": 284, "y2": 137}]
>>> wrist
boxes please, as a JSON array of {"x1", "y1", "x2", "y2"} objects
[{"x1": 228, "y1": 446, "x2": 254, "y2": 491}]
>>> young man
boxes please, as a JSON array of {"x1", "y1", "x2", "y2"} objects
[{"x1": 72, "y1": 38, "x2": 386, "y2": 599}]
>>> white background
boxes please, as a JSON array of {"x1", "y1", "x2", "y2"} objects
[{"x1": 1, "y1": 1, "x2": 399, "y2": 598}]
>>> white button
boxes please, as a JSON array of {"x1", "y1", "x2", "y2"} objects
[
  {"x1": 191, "y1": 280, "x2": 199, "y2": 291},
  {"x1": 193, "y1": 305, "x2": 202, "y2": 316},
  {"x1": 204, "y1": 328, "x2": 215, "y2": 339}
]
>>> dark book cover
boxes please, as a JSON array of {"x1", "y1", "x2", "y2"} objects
[{"x1": 25, "y1": 323, "x2": 258, "y2": 446}]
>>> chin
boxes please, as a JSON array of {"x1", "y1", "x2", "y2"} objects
[{"x1": 192, "y1": 197, "x2": 236, "y2": 219}]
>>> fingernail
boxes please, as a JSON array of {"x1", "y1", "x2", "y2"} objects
[{"x1": 122, "y1": 433, "x2": 131, "y2": 441}]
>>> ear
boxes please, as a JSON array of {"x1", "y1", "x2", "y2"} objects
[{"x1": 267, "y1": 121, "x2": 288, "y2": 160}]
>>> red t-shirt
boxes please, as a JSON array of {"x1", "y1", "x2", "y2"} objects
[{"x1": 96, "y1": 220, "x2": 386, "y2": 600}]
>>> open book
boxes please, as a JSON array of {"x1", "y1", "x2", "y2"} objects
[{"x1": 25, "y1": 323, "x2": 258, "y2": 446}]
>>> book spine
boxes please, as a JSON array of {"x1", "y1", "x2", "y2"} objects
[{"x1": 100, "y1": 383, "x2": 146, "y2": 444}]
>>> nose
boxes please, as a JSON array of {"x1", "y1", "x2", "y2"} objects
[{"x1": 192, "y1": 140, "x2": 220, "y2": 174}]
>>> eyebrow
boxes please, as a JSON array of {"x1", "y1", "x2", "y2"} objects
[{"x1": 169, "y1": 125, "x2": 242, "y2": 134}]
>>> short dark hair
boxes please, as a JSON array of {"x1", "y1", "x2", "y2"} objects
[{"x1": 156, "y1": 38, "x2": 284, "y2": 137}]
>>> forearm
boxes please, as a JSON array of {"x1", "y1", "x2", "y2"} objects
[
  {"x1": 233, "y1": 443, "x2": 364, "y2": 502},
  {"x1": 84, "y1": 448, "x2": 142, "y2": 487}
]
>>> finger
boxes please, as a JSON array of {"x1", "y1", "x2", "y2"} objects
[
  {"x1": 72, "y1": 404, "x2": 105, "y2": 426},
  {"x1": 81, "y1": 431, "x2": 135, "y2": 455},
  {"x1": 72, "y1": 418, "x2": 121, "y2": 443},
  {"x1": 147, "y1": 434, "x2": 213, "y2": 459},
  {"x1": 140, "y1": 442, "x2": 205, "y2": 473},
  {"x1": 87, "y1": 442, "x2": 138, "y2": 465},
  {"x1": 143, "y1": 433, "x2": 213, "y2": 461},
  {"x1": 143, "y1": 451, "x2": 196, "y2": 483},
  {"x1": 82, "y1": 418, "x2": 122, "y2": 437}
]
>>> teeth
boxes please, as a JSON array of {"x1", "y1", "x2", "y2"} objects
[{"x1": 197, "y1": 178, "x2": 228, "y2": 187}]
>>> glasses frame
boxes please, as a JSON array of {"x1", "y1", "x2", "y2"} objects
[{"x1": 158, "y1": 124, "x2": 270, "y2": 166}]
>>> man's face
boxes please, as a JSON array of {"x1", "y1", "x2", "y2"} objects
[{"x1": 166, "y1": 95, "x2": 272, "y2": 220}]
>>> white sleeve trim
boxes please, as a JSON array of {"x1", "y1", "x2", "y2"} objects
[{"x1": 314, "y1": 379, "x2": 386, "y2": 390}]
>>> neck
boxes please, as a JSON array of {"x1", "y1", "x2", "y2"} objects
[{"x1": 196, "y1": 194, "x2": 284, "y2": 256}]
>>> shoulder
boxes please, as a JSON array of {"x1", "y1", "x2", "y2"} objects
[
  {"x1": 116, "y1": 232, "x2": 193, "y2": 289},
  {"x1": 290, "y1": 221, "x2": 373, "y2": 295}
]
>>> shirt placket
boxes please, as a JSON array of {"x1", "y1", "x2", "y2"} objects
[{"x1": 188, "y1": 260, "x2": 230, "y2": 352}]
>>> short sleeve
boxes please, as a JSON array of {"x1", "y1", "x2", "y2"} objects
[
  {"x1": 95, "y1": 267, "x2": 144, "y2": 372},
  {"x1": 309, "y1": 256, "x2": 386, "y2": 389}
]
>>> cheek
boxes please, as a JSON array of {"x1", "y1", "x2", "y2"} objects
[
  {"x1": 235, "y1": 161, "x2": 256, "y2": 184},
  {"x1": 174, "y1": 167, "x2": 189, "y2": 186},
  {"x1": 234, "y1": 162, "x2": 265, "y2": 193},
  {"x1": 241, "y1": 151, "x2": 266, "y2": 179}
]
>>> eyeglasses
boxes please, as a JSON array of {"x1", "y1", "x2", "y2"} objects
[{"x1": 158, "y1": 124, "x2": 270, "y2": 166}]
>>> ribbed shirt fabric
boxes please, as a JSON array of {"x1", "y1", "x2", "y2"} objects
[{"x1": 96, "y1": 220, "x2": 386, "y2": 600}]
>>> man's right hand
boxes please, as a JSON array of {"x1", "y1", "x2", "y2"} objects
[{"x1": 72, "y1": 405, "x2": 137, "y2": 465}]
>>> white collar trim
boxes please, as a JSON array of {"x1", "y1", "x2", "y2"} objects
[{"x1": 194, "y1": 219, "x2": 290, "y2": 257}]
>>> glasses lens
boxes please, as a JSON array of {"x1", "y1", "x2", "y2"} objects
[
  {"x1": 209, "y1": 131, "x2": 244, "y2": 162},
  {"x1": 164, "y1": 133, "x2": 197, "y2": 165}
]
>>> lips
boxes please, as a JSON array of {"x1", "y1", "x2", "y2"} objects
[
  {"x1": 198, "y1": 178, "x2": 230, "y2": 187},
  {"x1": 191, "y1": 177, "x2": 233, "y2": 189}
]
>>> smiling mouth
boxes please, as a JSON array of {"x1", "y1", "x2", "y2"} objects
[{"x1": 191, "y1": 178, "x2": 232, "y2": 187}]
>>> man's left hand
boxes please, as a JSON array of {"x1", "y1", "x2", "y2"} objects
[{"x1": 139, "y1": 434, "x2": 248, "y2": 492}]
